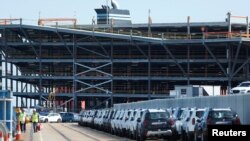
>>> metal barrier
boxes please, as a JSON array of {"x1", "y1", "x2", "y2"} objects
[{"x1": 114, "y1": 94, "x2": 250, "y2": 124}]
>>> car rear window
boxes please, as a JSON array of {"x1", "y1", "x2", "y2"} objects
[
  {"x1": 209, "y1": 110, "x2": 234, "y2": 119},
  {"x1": 149, "y1": 112, "x2": 169, "y2": 119},
  {"x1": 196, "y1": 111, "x2": 204, "y2": 118}
]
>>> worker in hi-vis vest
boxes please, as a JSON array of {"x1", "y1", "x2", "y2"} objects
[
  {"x1": 31, "y1": 109, "x2": 39, "y2": 133},
  {"x1": 19, "y1": 109, "x2": 26, "y2": 133}
]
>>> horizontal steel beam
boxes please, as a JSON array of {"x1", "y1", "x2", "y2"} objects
[
  {"x1": 6, "y1": 75, "x2": 237, "y2": 81},
  {"x1": 13, "y1": 92, "x2": 172, "y2": 98},
  {"x1": 5, "y1": 58, "x2": 234, "y2": 63},
  {"x1": 3, "y1": 42, "x2": 157, "y2": 46}
]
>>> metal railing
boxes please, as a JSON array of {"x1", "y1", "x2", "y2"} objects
[{"x1": 1, "y1": 18, "x2": 249, "y2": 40}]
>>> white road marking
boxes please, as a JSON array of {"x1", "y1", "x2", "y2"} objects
[{"x1": 39, "y1": 130, "x2": 43, "y2": 141}]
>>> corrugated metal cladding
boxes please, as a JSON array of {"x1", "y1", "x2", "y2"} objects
[{"x1": 114, "y1": 94, "x2": 250, "y2": 124}]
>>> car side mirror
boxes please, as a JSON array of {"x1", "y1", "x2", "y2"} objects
[
  {"x1": 131, "y1": 117, "x2": 134, "y2": 121},
  {"x1": 125, "y1": 117, "x2": 128, "y2": 121},
  {"x1": 186, "y1": 117, "x2": 190, "y2": 122}
]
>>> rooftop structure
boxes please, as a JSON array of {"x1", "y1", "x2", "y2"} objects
[{"x1": 95, "y1": 0, "x2": 132, "y2": 25}]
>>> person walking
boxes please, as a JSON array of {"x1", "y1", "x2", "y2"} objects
[
  {"x1": 19, "y1": 109, "x2": 26, "y2": 133},
  {"x1": 31, "y1": 109, "x2": 39, "y2": 133}
]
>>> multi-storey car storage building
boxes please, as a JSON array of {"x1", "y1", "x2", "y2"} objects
[{"x1": 0, "y1": 1, "x2": 250, "y2": 111}]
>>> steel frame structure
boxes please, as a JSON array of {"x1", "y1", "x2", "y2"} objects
[{"x1": 0, "y1": 21, "x2": 250, "y2": 111}]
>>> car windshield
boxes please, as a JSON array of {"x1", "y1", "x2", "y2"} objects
[
  {"x1": 239, "y1": 82, "x2": 250, "y2": 87},
  {"x1": 209, "y1": 110, "x2": 234, "y2": 119},
  {"x1": 40, "y1": 112, "x2": 49, "y2": 116},
  {"x1": 150, "y1": 112, "x2": 169, "y2": 119}
]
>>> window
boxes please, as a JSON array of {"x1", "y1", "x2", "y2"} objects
[
  {"x1": 149, "y1": 112, "x2": 169, "y2": 119},
  {"x1": 196, "y1": 111, "x2": 204, "y2": 118},
  {"x1": 209, "y1": 110, "x2": 233, "y2": 119},
  {"x1": 239, "y1": 82, "x2": 250, "y2": 87}
]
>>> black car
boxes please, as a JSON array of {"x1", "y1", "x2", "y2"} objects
[{"x1": 136, "y1": 109, "x2": 176, "y2": 141}]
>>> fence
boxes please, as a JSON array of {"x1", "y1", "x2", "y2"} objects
[{"x1": 114, "y1": 94, "x2": 250, "y2": 124}]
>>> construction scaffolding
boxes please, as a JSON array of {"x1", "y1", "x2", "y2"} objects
[{"x1": 0, "y1": 13, "x2": 250, "y2": 111}]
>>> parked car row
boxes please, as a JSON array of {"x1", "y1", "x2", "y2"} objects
[
  {"x1": 79, "y1": 108, "x2": 177, "y2": 141},
  {"x1": 170, "y1": 107, "x2": 241, "y2": 141},
  {"x1": 78, "y1": 107, "x2": 241, "y2": 141}
]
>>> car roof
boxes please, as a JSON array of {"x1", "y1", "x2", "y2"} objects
[
  {"x1": 148, "y1": 109, "x2": 166, "y2": 112},
  {"x1": 210, "y1": 108, "x2": 231, "y2": 111},
  {"x1": 241, "y1": 81, "x2": 250, "y2": 83}
]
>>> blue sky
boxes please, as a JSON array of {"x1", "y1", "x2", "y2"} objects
[{"x1": 0, "y1": 0, "x2": 250, "y2": 25}]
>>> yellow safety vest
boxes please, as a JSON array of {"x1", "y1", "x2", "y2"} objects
[
  {"x1": 19, "y1": 112, "x2": 26, "y2": 122},
  {"x1": 19, "y1": 113, "x2": 24, "y2": 122},
  {"x1": 32, "y1": 113, "x2": 39, "y2": 122}
]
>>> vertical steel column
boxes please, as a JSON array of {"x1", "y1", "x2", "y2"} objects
[
  {"x1": 16, "y1": 80, "x2": 18, "y2": 93},
  {"x1": 25, "y1": 98, "x2": 28, "y2": 108},
  {"x1": 10, "y1": 63, "x2": 13, "y2": 92},
  {"x1": 21, "y1": 97, "x2": 24, "y2": 107},
  {"x1": 148, "y1": 44, "x2": 151, "y2": 99},
  {"x1": 21, "y1": 82, "x2": 23, "y2": 93},
  {"x1": 246, "y1": 46, "x2": 249, "y2": 80},
  {"x1": 34, "y1": 99, "x2": 36, "y2": 106},
  {"x1": 73, "y1": 34, "x2": 77, "y2": 112},
  {"x1": 187, "y1": 16, "x2": 191, "y2": 39},
  {"x1": 227, "y1": 44, "x2": 231, "y2": 94},
  {"x1": 16, "y1": 96, "x2": 18, "y2": 107},
  {"x1": 30, "y1": 98, "x2": 32, "y2": 108},
  {"x1": 111, "y1": 38, "x2": 114, "y2": 107},
  {"x1": 246, "y1": 16, "x2": 249, "y2": 38},
  {"x1": 4, "y1": 28, "x2": 8, "y2": 91},
  {"x1": 39, "y1": 35, "x2": 42, "y2": 106},
  {"x1": 187, "y1": 45, "x2": 190, "y2": 85},
  {"x1": 227, "y1": 12, "x2": 232, "y2": 33},
  {"x1": 26, "y1": 83, "x2": 28, "y2": 93}
]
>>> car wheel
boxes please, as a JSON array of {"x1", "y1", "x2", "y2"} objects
[
  {"x1": 45, "y1": 119, "x2": 48, "y2": 123},
  {"x1": 139, "y1": 135, "x2": 145, "y2": 141},
  {"x1": 201, "y1": 132, "x2": 207, "y2": 141},
  {"x1": 57, "y1": 119, "x2": 62, "y2": 123},
  {"x1": 133, "y1": 131, "x2": 137, "y2": 140},
  {"x1": 136, "y1": 133, "x2": 140, "y2": 141},
  {"x1": 194, "y1": 131, "x2": 198, "y2": 141},
  {"x1": 129, "y1": 131, "x2": 134, "y2": 139},
  {"x1": 182, "y1": 131, "x2": 188, "y2": 141},
  {"x1": 187, "y1": 132, "x2": 194, "y2": 141},
  {"x1": 201, "y1": 133, "x2": 204, "y2": 141}
]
